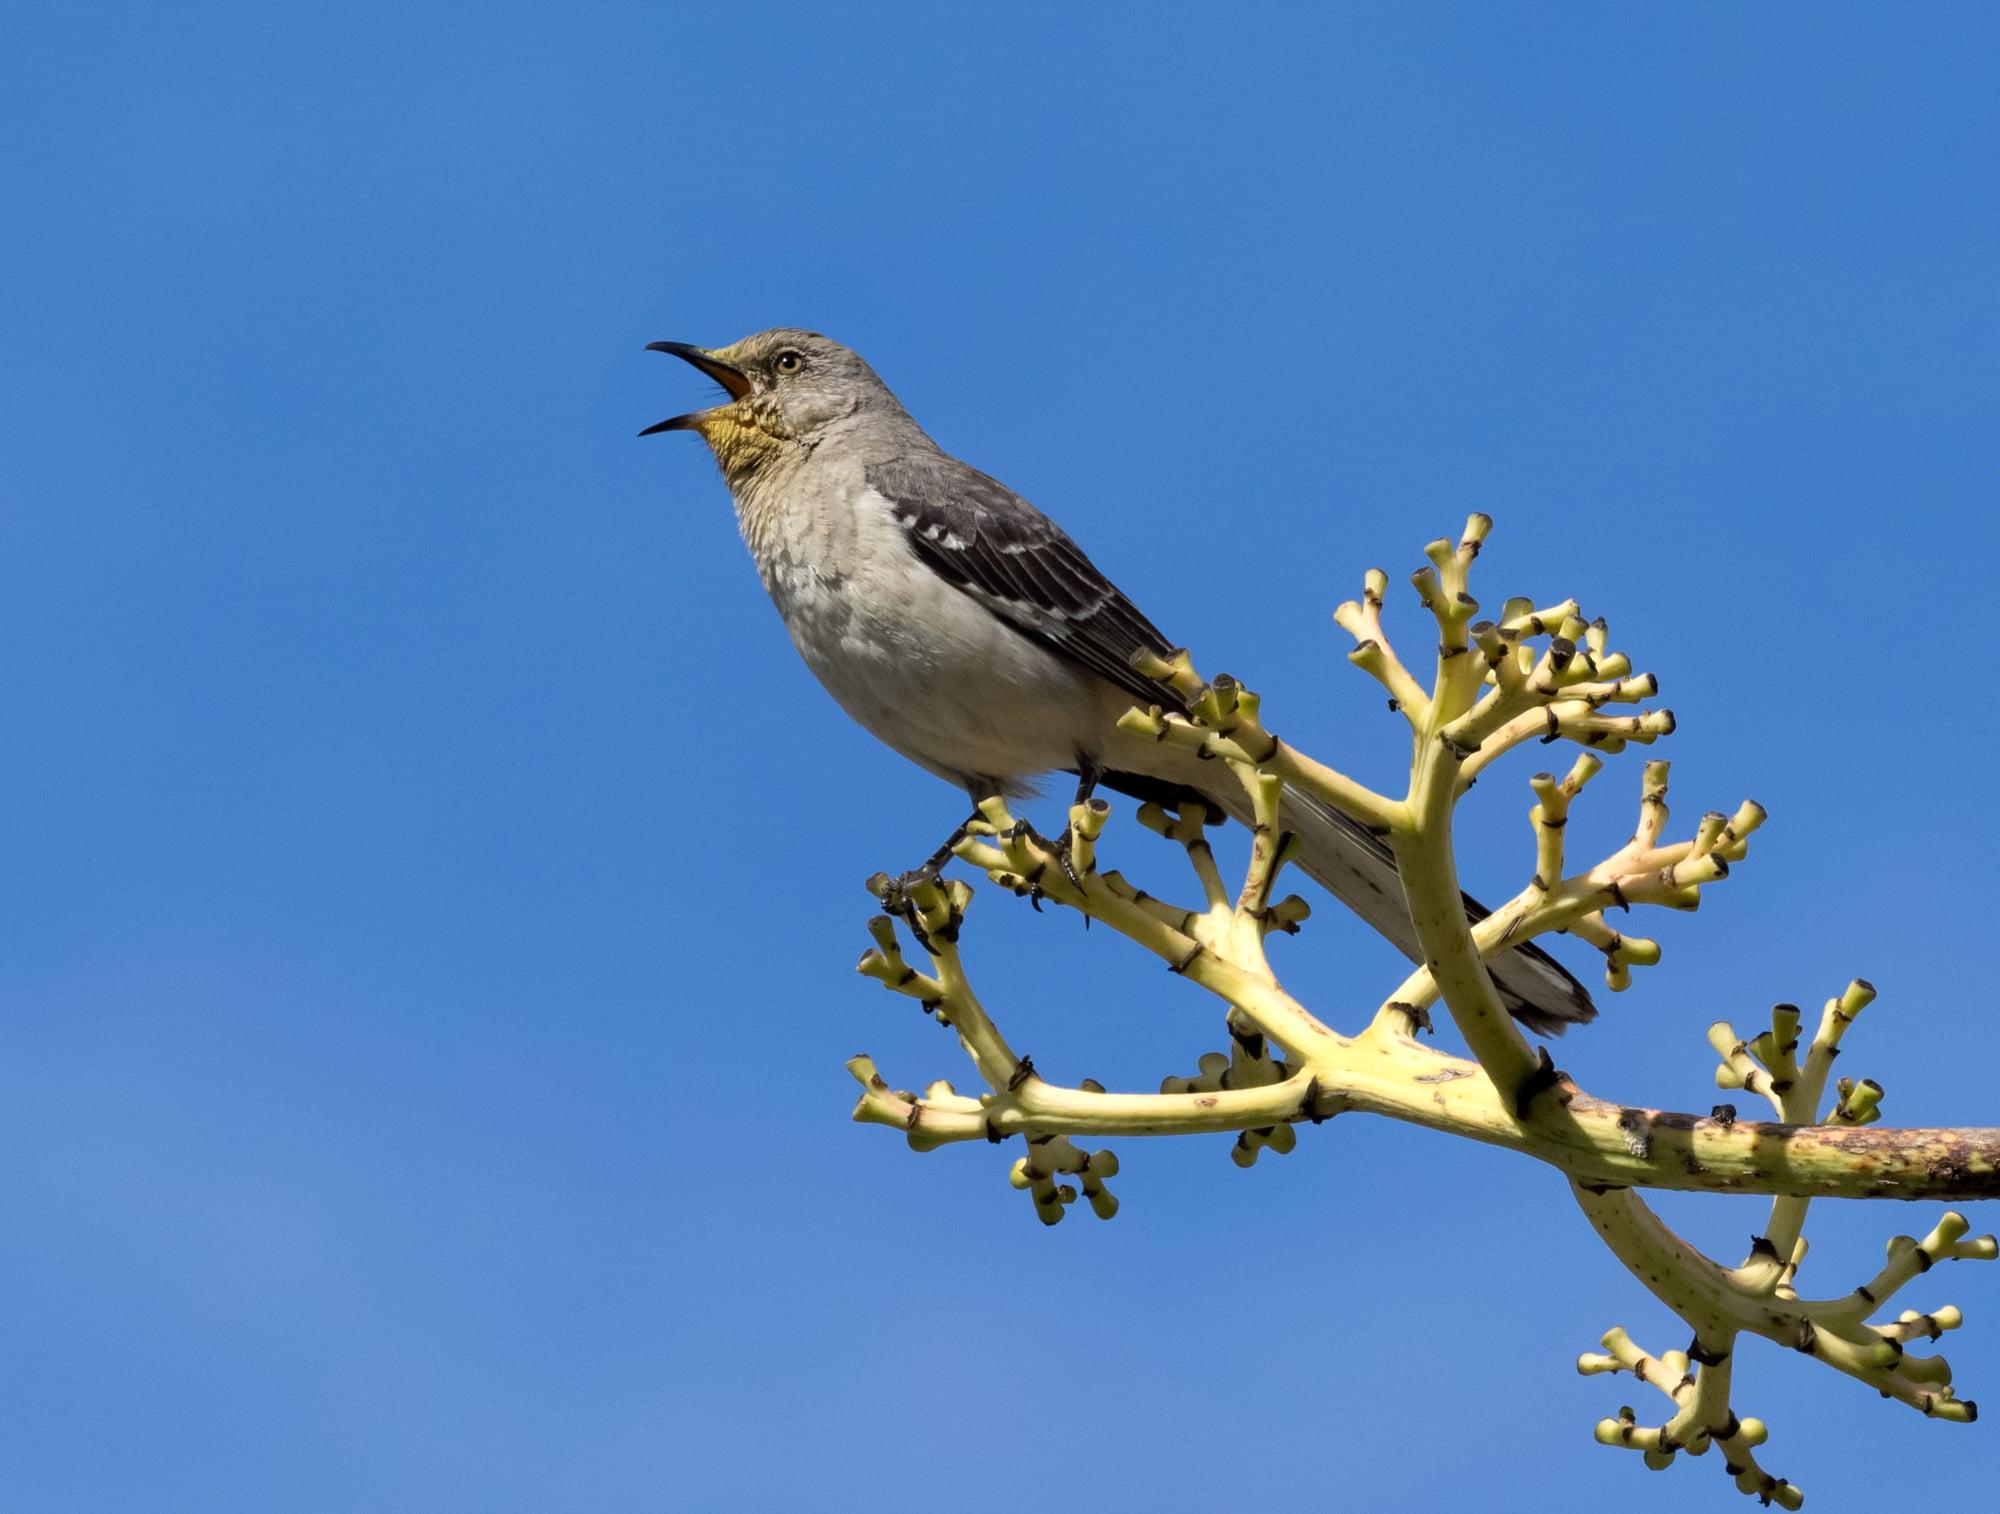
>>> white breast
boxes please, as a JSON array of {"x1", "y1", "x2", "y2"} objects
[{"x1": 734, "y1": 465, "x2": 1104, "y2": 794}]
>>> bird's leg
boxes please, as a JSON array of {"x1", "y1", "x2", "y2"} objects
[
  {"x1": 1053, "y1": 762, "x2": 1103, "y2": 893},
  {"x1": 878, "y1": 804, "x2": 985, "y2": 949},
  {"x1": 908, "y1": 811, "x2": 979, "y2": 880},
  {"x1": 888, "y1": 781, "x2": 1007, "y2": 891},
  {"x1": 1071, "y1": 765, "x2": 1103, "y2": 807}
]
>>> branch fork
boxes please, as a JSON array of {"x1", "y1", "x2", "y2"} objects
[{"x1": 835, "y1": 515, "x2": 1995, "y2": 1504}]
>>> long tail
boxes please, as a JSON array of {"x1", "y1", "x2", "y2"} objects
[
  {"x1": 1262, "y1": 786, "x2": 1595, "y2": 1034},
  {"x1": 1090, "y1": 766, "x2": 1598, "y2": 1034},
  {"x1": 1139, "y1": 776, "x2": 1593, "y2": 1035}
]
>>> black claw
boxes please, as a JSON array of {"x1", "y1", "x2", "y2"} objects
[
  {"x1": 1386, "y1": 1001, "x2": 1433, "y2": 1036},
  {"x1": 1511, "y1": 1047, "x2": 1563, "y2": 1119},
  {"x1": 1054, "y1": 825, "x2": 1088, "y2": 891}
]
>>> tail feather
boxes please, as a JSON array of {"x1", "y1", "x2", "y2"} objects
[
  {"x1": 1271, "y1": 787, "x2": 1595, "y2": 1035},
  {"x1": 1219, "y1": 783, "x2": 1595, "y2": 1035},
  {"x1": 1090, "y1": 766, "x2": 1598, "y2": 1034}
]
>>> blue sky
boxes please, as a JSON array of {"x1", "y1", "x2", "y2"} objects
[{"x1": 4, "y1": 4, "x2": 1997, "y2": 1510}]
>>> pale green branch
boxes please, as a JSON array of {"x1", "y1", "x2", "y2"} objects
[{"x1": 832, "y1": 514, "x2": 1998, "y2": 1504}]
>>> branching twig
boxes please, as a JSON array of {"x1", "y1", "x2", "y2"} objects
[{"x1": 837, "y1": 516, "x2": 1996, "y2": 1503}]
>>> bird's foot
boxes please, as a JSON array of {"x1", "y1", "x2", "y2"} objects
[
  {"x1": 1049, "y1": 763, "x2": 1105, "y2": 896},
  {"x1": 871, "y1": 812, "x2": 983, "y2": 946},
  {"x1": 1047, "y1": 834, "x2": 1091, "y2": 930},
  {"x1": 872, "y1": 864, "x2": 958, "y2": 951},
  {"x1": 1053, "y1": 824, "x2": 1088, "y2": 892}
]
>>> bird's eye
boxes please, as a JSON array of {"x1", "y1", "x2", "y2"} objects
[{"x1": 773, "y1": 349, "x2": 805, "y2": 374}]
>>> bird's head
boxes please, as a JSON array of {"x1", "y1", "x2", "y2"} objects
[{"x1": 641, "y1": 328, "x2": 899, "y2": 483}]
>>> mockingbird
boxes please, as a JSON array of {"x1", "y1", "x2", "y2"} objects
[{"x1": 642, "y1": 328, "x2": 1594, "y2": 1033}]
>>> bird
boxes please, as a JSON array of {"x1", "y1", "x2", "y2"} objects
[{"x1": 641, "y1": 328, "x2": 1595, "y2": 1034}]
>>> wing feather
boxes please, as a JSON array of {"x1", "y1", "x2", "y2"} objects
[{"x1": 867, "y1": 453, "x2": 1180, "y2": 710}]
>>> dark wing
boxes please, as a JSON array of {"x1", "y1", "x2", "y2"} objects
[{"x1": 867, "y1": 452, "x2": 1181, "y2": 710}]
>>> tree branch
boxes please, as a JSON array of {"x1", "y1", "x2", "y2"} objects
[{"x1": 835, "y1": 515, "x2": 1995, "y2": 1504}]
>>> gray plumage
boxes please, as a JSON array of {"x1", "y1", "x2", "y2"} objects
[
  {"x1": 644, "y1": 328, "x2": 1595, "y2": 1034},
  {"x1": 868, "y1": 452, "x2": 1177, "y2": 710}
]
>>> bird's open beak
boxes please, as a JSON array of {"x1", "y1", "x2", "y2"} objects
[{"x1": 640, "y1": 342, "x2": 754, "y2": 435}]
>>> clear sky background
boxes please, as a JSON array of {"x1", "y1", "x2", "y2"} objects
[{"x1": 5, "y1": 4, "x2": 1997, "y2": 1511}]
